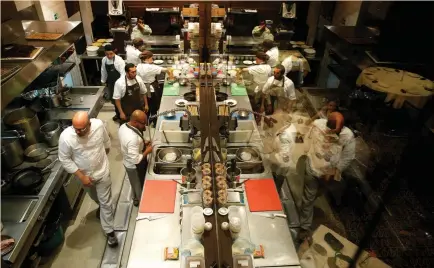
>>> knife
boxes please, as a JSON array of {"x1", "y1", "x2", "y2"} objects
[
  {"x1": 255, "y1": 213, "x2": 287, "y2": 219},
  {"x1": 136, "y1": 215, "x2": 168, "y2": 221}
]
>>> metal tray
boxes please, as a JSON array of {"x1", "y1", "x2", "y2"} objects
[{"x1": 0, "y1": 47, "x2": 44, "y2": 61}]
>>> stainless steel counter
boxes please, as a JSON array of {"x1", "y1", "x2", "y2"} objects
[
  {"x1": 1, "y1": 20, "x2": 85, "y2": 110},
  {"x1": 127, "y1": 78, "x2": 300, "y2": 267}
]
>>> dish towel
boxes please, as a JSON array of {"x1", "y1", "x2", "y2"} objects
[{"x1": 163, "y1": 85, "x2": 180, "y2": 96}]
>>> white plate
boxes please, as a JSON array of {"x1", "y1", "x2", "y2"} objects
[
  {"x1": 243, "y1": 60, "x2": 253, "y2": 65},
  {"x1": 203, "y1": 208, "x2": 214, "y2": 216},
  {"x1": 175, "y1": 99, "x2": 188, "y2": 107},
  {"x1": 304, "y1": 48, "x2": 316, "y2": 55},
  {"x1": 154, "y1": 60, "x2": 164, "y2": 65},
  {"x1": 224, "y1": 99, "x2": 237, "y2": 107},
  {"x1": 218, "y1": 207, "x2": 229, "y2": 216}
]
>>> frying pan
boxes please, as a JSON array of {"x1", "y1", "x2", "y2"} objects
[
  {"x1": 184, "y1": 91, "x2": 196, "y2": 102},
  {"x1": 24, "y1": 143, "x2": 57, "y2": 162},
  {"x1": 216, "y1": 92, "x2": 228, "y2": 102},
  {"x1": 12, "y1": 160, "x2": 56, "y2": 194}
]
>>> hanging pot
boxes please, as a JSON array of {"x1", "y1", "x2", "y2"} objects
[
  {"x1": 40, "y1": 122, "x2": 61, "y2": 147},
  {"x1": 3, "y1": 108, "x2": 41, "y2": 147}
]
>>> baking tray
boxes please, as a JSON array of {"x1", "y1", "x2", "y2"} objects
[
  {"x1": 25, "y1": 32, "x2": 63, "y2": 41},
  {"x1": 0, "y1": 47, "x2": 44, "y2": 61}
]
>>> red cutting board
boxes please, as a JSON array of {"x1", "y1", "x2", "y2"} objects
[
  {"x1": 139, "y1": 180, "x2": 177, "y2": 213},
  {"x1": 245, "y1": 179, "x2": 282, "y2": 212}
]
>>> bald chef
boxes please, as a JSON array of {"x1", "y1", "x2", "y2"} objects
[
  {"x1": 118, "y1": 110, "x2": 153, "y2": 206},
  {"x1": 113, "y1": 63, "x2": 149, "y2": 122},
  {"x1": 58, "y1": 112, "x2": 118, "y2": 247}
]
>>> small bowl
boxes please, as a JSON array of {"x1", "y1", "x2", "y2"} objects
[
  {"x1": 164, "y1": 112, "x2": 176, "y2": 119},
  {"x1": 238, "y1": 110, "x2": 250, "y2": 119}
]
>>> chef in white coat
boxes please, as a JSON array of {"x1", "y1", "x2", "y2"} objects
[
  {"x1": 136, "y1": 50, "x2": 168, "y2": 125},
  {"x1": 298, "y1": 112, "x2": 355, "y2": 241},
  {"x1": 242, "y1": 52, "x2": 272, "y2": 109},
  {"x1": 263, "y1": 39, "x2": 279, "y2": 67},
  {"x1": 118, "y1": 110, "x2": 153, "y2": 206},
  {"x1": 131, "y1": 18, "x2": 152, "y2": 40},
  {"x1": 261, "y1": 65, "x2": 296, "y2": 114},
  {"x1": 252, "y1": 21, "x2": 274, "y2": 41},
  {"x1": 125, "y1": 38, "x2": 144, "y2": 66},
  {"x1": 101, "y1": 44, "x2": 126, "y2": 121},
  {"x1": 58, "y1": 112, "x2": 118, "y2": 247}
]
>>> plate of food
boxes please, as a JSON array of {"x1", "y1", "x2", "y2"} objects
[
  {"x1": 243, "y1": 60, "x2": 253, "y2": 65},
  {"x1": 154, "y1": 60, "x2": 164, "y2": 65},
  {"x1": 97, "y1": 39, "x2": 106, "y2": 43},
  {"x1": 223, "y1": 99, "x2": 237, "y2": 107},
  {"x1": 175, "y1": 99, "x2": 188, "y2": 107}
]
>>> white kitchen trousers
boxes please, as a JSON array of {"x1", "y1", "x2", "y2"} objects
[{"x1": 84, "y1": 174, "x2": 115, "y2": 234}]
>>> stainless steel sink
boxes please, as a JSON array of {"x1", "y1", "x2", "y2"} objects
[
  {"x1": 1, "y1": 197, "x2": 39, "y2": 223},
  {"x1": 225, "y1": 146, "x2": 265, "y2": 174},
  {"x1": 152, "y1": 146, "x2": 192, "y2": 175}
]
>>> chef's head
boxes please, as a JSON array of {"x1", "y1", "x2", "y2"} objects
[
  {"x1": 130, "y1": 110, "x2": 148, "y2": 131},
  {"x1": 326, "y1": 100, "x2": 338, "y2": 113},
  {"x1": 262, "y1": 39, "x2": 274, "y2": 51},
  {"x1": 140, "y1": 50, "x2": 153, "y2": 63},
  {"x1": 125, "y1": 63, "x2": 137, "y2": 80},
  {"x1": 104, "y1": 44, "x2": 115, "y2": 60},
  {"x1": 327, "y1": 112, "x2": 344, "y2": 134},
  {"x1": 255, "y1": 52, "x2": 269, "y2": 64},
  {"x1": 273, "y1": 65, "x2": 286, "y2": 80},
  {"x1": 72, "y1": 111, "x2": 91, "y2": 137},
  {"x1": 132, "y1": 38, "x2": 144, "y2": 49}
]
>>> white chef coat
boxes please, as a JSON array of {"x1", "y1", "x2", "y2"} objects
[
  {"x1": 281, "y1": 56, "x2": 293, "y2": 75},
  {"x1": 262, "y1": 76, "x2": 296, "y2": 100},
  {"x1": 118, "y1": 123, "x2": 145, "y2": 169},
  {"x1": 266, "y1": 47, "x2": 279, "y2": 67},
  {"x1": 58, "y1": 119, "x2": 111, "y2": 180},
  {"x1": 131, "y1": 25, "x2": 152, "y2": 40},
  {"x1": 136, "y1": 63, "x2": 163, "y2": 92},
  {"x1": 101, "y1": 55, "x2": 125, "y2": 83},
  {"x1": 113, "y1": 75, "x2": 147, "y2": 99},
  {"x1": 247, "y1": 64, "x2": 271, "y2": 92},
  {"x1": 305, "y1": 119, "x2": 355, "y2": 178},
  {"x1": 125, "y1": 45, "x2": 141, "y2": 66},
  {"x1": 269, "y1": 124, "x2": 297, "y2": 175}
]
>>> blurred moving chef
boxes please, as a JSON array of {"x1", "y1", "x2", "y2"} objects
[
  {"x1": 298, "y1": 112, "x2": 355, "y2": 241},
  {"x1": 136, "y1": 50, "x2": 168, "y2": 125},
  {"x1": 58, "y1": 112, "x2": 118, "y2": 247},
  {"x1": 261, "y1": 65, "x2": 296, "y2": 114},
  {"x1": 101, "y1": 44, "x2": 125, "y2": 122},
  {"x1": 263, "y1": 39, "x2": 279, "y2": 67},
  {"x1": 252, "y1": 21, "x2": 274, "y2": 41},
  {"x1": 265, "y1": 109, "x2": 297, "y2": 192},
  {"x1": 118, "y1": 110, "x2": 153, "y2": 207},
  {"x1": 126, "y1": 38, "x2": 144, "y2": 66},
  {"x1": 242, "y1": 52, "x2": 272, "y2": 109},
  {"x1": 113, "y1": 63, "x2": 149, "y2": 122},
  {"x1": 131, "y1": 18, "x2": 152, "y2": 40}
]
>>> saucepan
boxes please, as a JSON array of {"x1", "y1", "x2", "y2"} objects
[
  {"x1": 179, "y1": 78, "x2": 189, "y2": 86},
  {"x1": 24, "y1": 143, "x2": 58, "y2": 162}
]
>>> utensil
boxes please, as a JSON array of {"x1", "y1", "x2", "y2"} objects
[
  {"x1": 175, "y1": 99, "x2": 188, "y2": 107},
  {"x1": 40, "y1": 121, "x2": 61, "y2": 147},
  {"x1": 24, "y1": 143, "x2": 58, "y2": 162},
  {"x1": 255, "y1": 213, "x2": 287, "y2": 219},
  {"x1": 136, "y1": 215, "x2": 168, "y2": 221},
  {"x1": 237, "y1": 110, "x2": 249, "y2": 119}
]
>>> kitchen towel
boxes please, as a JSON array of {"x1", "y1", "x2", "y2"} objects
[
  {"x1": 245, "y1": 179, "x2": 282, "y2": 212},
  {"x1": 163, "y1": 85, "x2": 180, "y2": 96},
  {"x1": 139, "y1": 180, "x2": 177, "y2": 213}
]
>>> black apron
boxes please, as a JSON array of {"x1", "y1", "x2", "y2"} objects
[
  {"x1": 121, "y1": 76, "x2": 143, "y2": 120},
  {"x1": 145, "y1": 78, "x2": 161, "y2": 125},
  {"x1": 125, "y1": 124, "x2": 148, "y2": 186},
  {"x1": 106, "y1": 57, "x2": 121, "y2": 117}
]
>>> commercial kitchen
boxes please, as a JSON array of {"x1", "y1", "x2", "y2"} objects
[{"x1": 1, "y1": 1, "x2": 434, "y2": 268}]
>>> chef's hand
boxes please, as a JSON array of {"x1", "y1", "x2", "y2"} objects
[
  {"x1": 143, "y1": 144, "x2": 153, "y2": 156},
  {"x1": 120, "y1": 112, "x2": 127, "y2": 121},
  {"x1": 321, "y1": 168, "x2": 336, "y2": 182},
  {"x1": 144, "y1": 105, "x2": 149, "y2": 113},
  {"x1": 80, "y1": 175, "x2": 93, "y2": 187},
  {"x1": 138, "y1": 23, "x2": 144, "y2": 30}
]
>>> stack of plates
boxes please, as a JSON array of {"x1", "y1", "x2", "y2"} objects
[
  {"x1": 86, "y1": 46, "x2": 99, "y2": 56},
  {"x1": 303, "y1": 48, "x2": 316, "y2": 59}
]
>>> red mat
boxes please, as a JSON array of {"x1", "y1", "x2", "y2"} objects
[
  {"x1": 245, "y1": 179, "x2": 282, "y2": 212},
  {"x1": 139, "y1": 180, "x2": 177, "y2": 213}
]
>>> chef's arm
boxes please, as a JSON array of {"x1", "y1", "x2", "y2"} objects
[
  {"x1": 336, "y1": 137, "x2": 356, "y2": 173},
  {"x1": 101, "y1": 60, "x2": 107, "y2": 83},
  {"x1": 142, "y1": 94, "x2": 148, "y2": 108},
  {"x1": 115, "y1": 99, "x2": 125, "y2": 116},
  {"x1": 303, "y1": 125, "x2": 314, "y2": 153},
  {"x1": 58, "y1": 139, "x2": 85, "y2": 180},
  {"x1": 128, "y1": 140, "x2": 144, "y2": 165}
]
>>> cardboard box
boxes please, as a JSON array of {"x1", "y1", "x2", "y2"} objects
[{"x1": 211, "y1": 8, "x2": 226, "y2": 17}]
